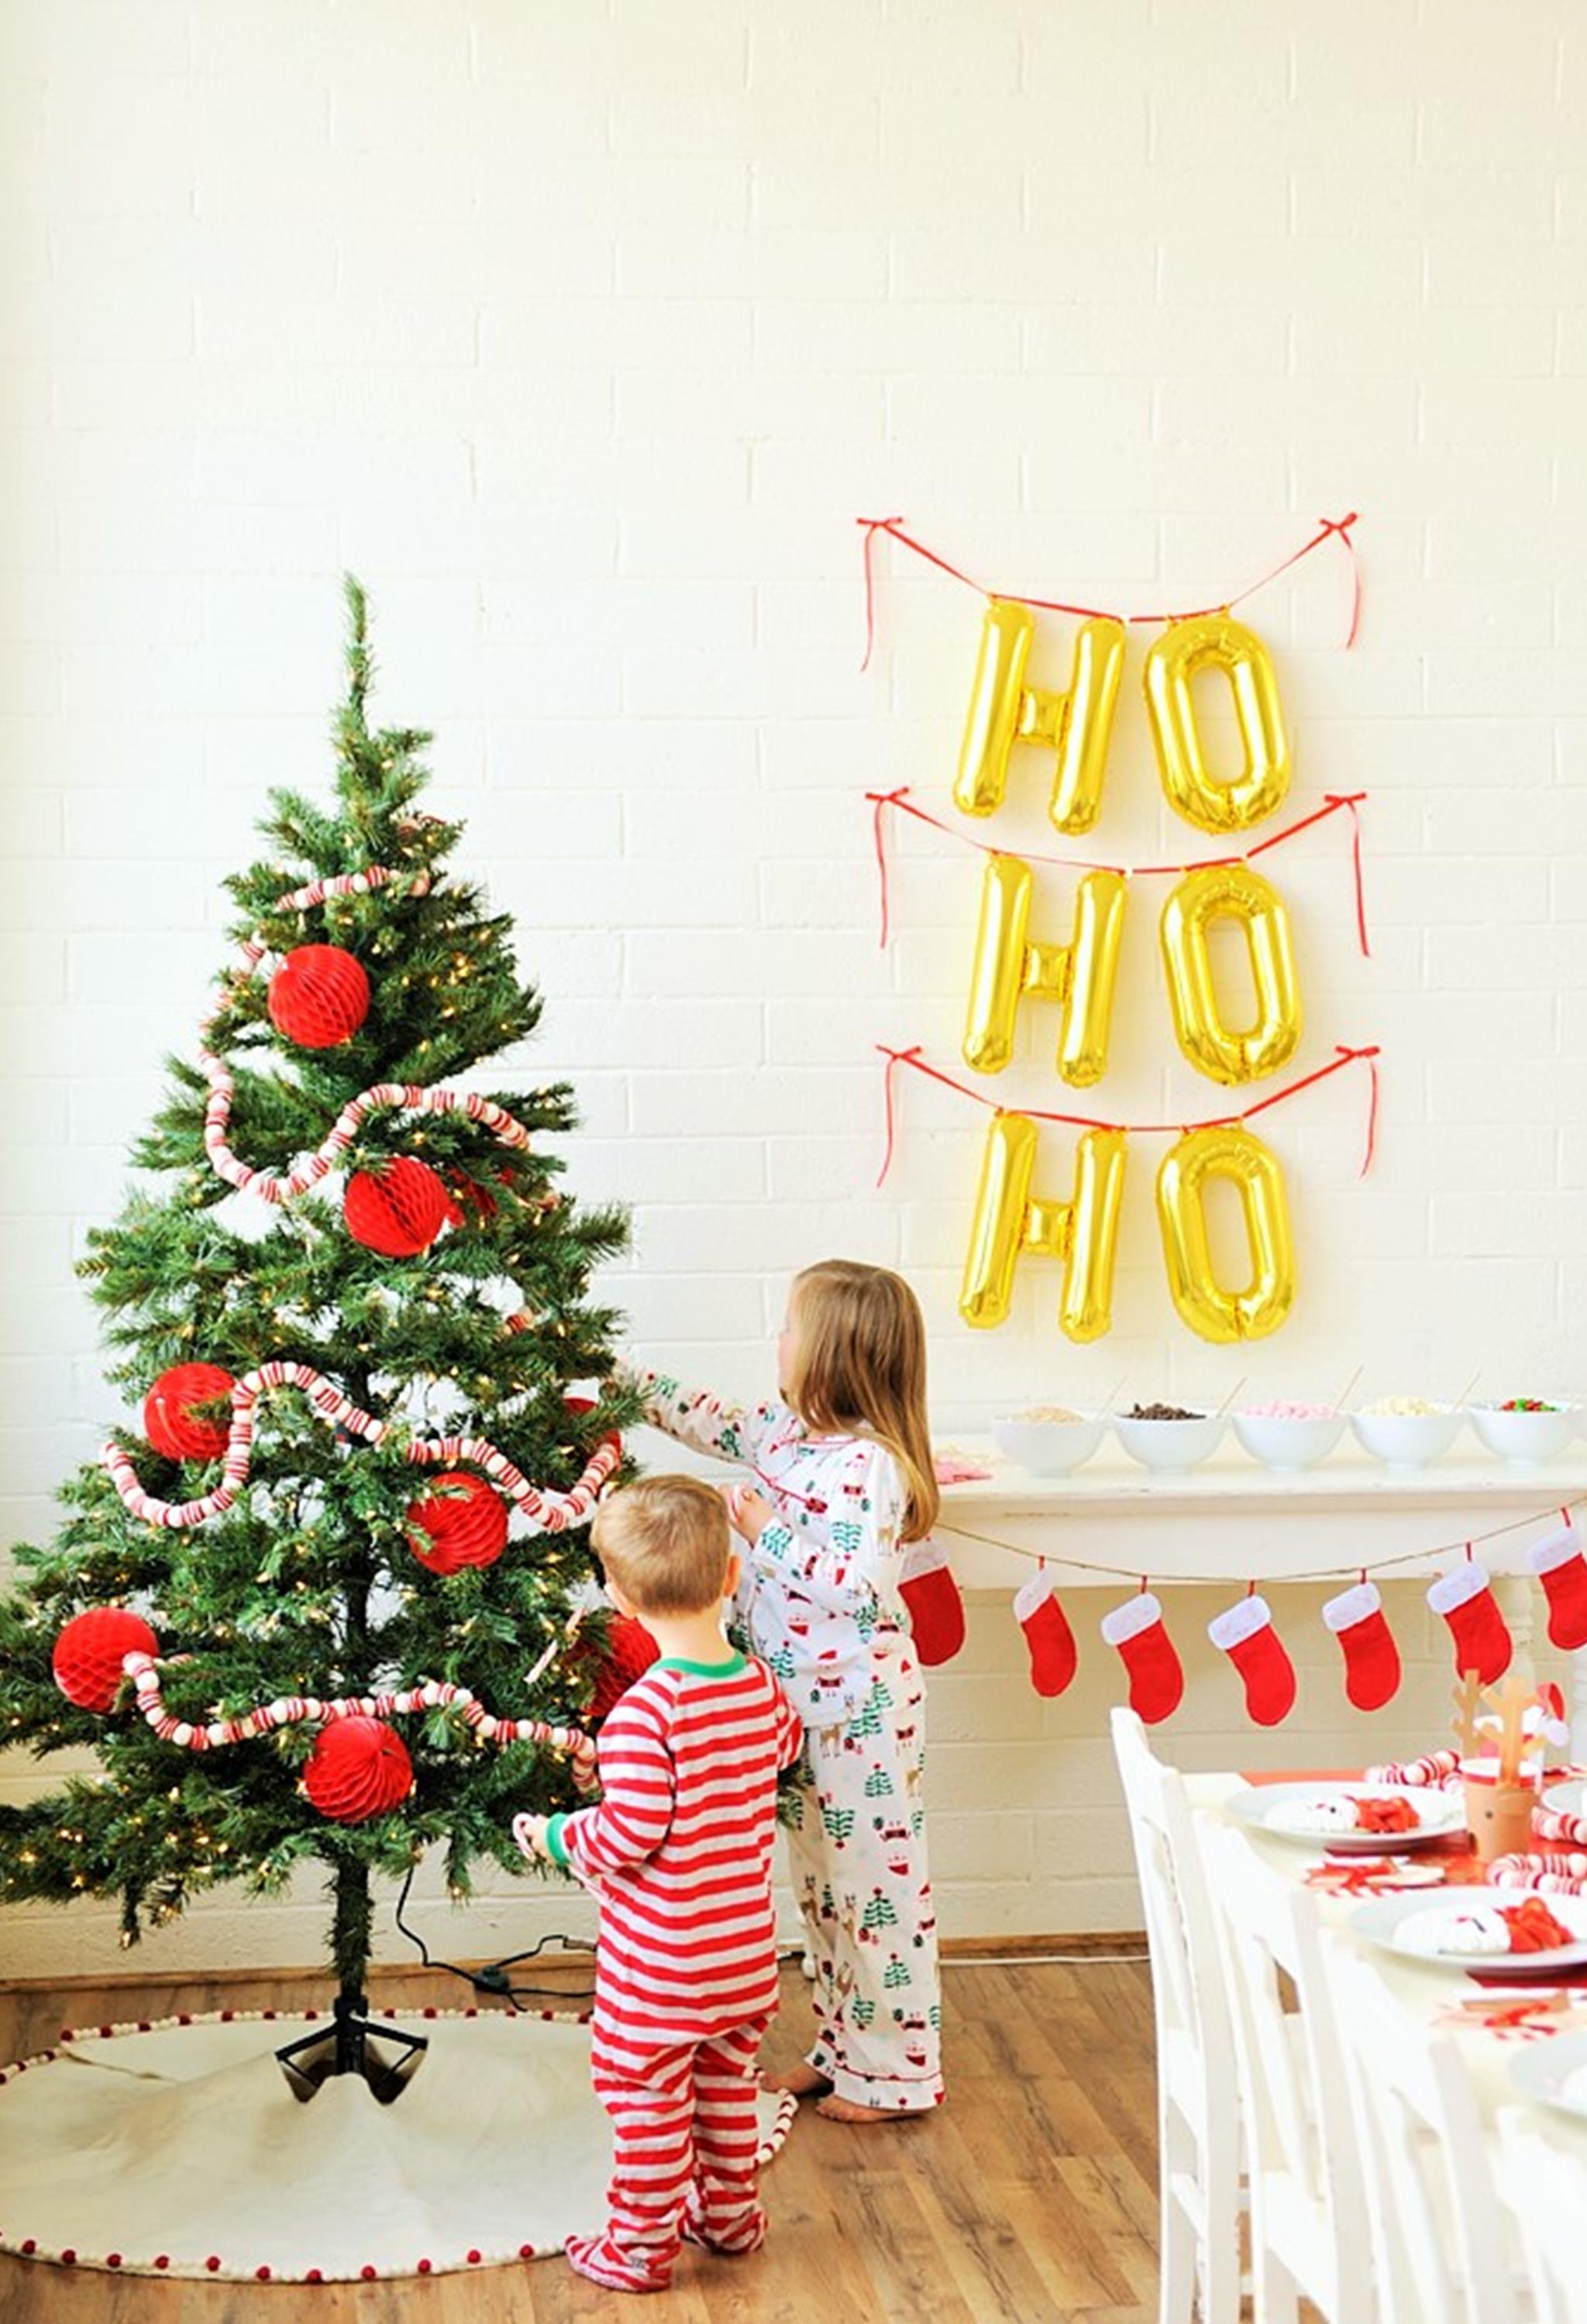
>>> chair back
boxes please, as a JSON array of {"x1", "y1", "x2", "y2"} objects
[
  {"x1": 1495, "y1": 2105, "x2": 1580, "y2": 2324},
  {"x1": 1321, "y1": 1932, "x2": 1517, "y2": 2324},
  {"x1": 1110, "y1": 1707, "x2": 1231, "y2": 2075},
  {"x1": 1198, "y1": 1819, "x2": 1370, "y2": 2319}
]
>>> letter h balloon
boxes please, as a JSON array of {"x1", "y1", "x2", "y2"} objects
[{"x1": 952, "y1": 603, "x2": 1307, "y2": 1345}]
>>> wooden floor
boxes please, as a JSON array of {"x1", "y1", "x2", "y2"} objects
[{"x1": 0, "y1": 1954, "x2": 1161, "y2": 2323}]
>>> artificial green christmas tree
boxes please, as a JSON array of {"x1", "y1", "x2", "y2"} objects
[{"x1": 0, "y1": 581, "x2": 636, "y2": 2088}]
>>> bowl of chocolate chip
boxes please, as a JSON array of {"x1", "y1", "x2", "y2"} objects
[{"x1": 1112, "y1": 1400, "x2": 1225, "y2": 1472}]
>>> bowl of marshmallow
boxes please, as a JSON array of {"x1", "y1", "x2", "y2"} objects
[{"x1": 1231, "y1": 1399, "x2": 1348, "y2": 1472}]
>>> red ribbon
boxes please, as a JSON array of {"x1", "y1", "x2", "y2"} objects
[
  {"x1": 875, "y1": 1040, "x2": 1382, "y2": 1188},
  {"x1": 1302, "y1": 1857, "x2": 1406, "y2": 1896},
  {"x1": 856, "y1": 511, "x2": 1363, "y2": 666},
  {"x1": 866, "y1": 785, "x2": 1372, "y2": 958}
]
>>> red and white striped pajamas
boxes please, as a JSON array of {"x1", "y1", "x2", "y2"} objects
[{"x1": 546, "y1": 1654, "x2": 804, "y2": 2294}]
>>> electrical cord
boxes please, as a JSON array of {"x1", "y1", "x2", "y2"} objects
[
  {"x1": 392, "y1": 1857, "x2": 597, "y2": 2004},
  {"x1": 392, "y1": 1864, "x2": 1139, "y2": 1992}
]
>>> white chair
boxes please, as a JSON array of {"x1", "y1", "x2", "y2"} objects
[
  {"x1": 1110, "y1": 1707, "x2": 1241, "y2": 2324},
  {"x1": 1196, "y1": 1819, "x2": 1374, "y2": 2324},
  {"x1": 1321, "y1": 1931, "x2": 1518, "y2": 2324},
  {"x1": 1496, "y1": 2104, "x2": 1587, "y2": 2324}
]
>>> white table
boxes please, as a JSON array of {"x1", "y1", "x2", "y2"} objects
[{"x1": 1190, "y1": 1769, "x2": 1587, "y2": 2170}]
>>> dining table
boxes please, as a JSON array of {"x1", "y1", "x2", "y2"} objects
[{"x1": 1188, "y1": 1765, "x2": 1587, "y2": 2170}]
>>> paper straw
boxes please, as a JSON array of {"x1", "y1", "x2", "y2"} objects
[{"x1": 1331, "y1": 1363, "x2": 1364, "y2": 1415}]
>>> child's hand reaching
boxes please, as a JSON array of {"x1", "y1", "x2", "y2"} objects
[
  {"x1": 512, "y1": 1812, "x2": 553, "y2": 1863},
  {"x1": 725, "y1": 1483, "x2": 775, "y2": 1545}
]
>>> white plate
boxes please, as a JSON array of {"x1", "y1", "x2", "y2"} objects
[
  {"x1": 1226, "y1": 1780, "x2": 1465, "y2": 1854},
  {"x1": 1544, "y1": 1779, "x2": 1587, "y2": 1820},
  {"x1": 1351, "y1": 1886, "x2": 1587, "y2": 1978},
  {"x1": 1508, "y1": 2029, "x2": 1587, "y2": 2121}
]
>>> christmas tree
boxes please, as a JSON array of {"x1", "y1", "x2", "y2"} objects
[{"x1": 0, "y1": 581, "x2": 635, "y2": 2085}]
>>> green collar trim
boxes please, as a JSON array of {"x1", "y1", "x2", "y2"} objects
[{"x1": 654, "y1": 1652, "x2": 748, "y2": 1677}]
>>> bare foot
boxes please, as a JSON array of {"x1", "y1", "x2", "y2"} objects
[
  {"x1": 766, "y1": 2061, "x2": 832, "y2": 2099},
  {"x1": 815, "y1": 2094, "x2": 897, "y2": 2124}
]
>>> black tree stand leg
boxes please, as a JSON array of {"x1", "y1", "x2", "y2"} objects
[
  {"x1": 275, "y1": 1990, "x2": 428, "y2": 2104},
  {"x1": 275, "y1": 1855, "x2": 428, "y2": 2102}
]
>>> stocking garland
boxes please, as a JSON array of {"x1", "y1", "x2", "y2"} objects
[{"x1": 1208, "y1": 1593, "x2": 1296, "y2": 1727}]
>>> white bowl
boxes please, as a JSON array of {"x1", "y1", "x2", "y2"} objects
[
  {"x1": 1468, "y1": 1401, "x2": 1579, "y2": 1466},
  {"x1": 991, "y1": 1411, "x2": 1105, "y2": 1476},
  {"x1": 1231, "y1": 1410, "x2": 1347, "y2": 1471},
  {"x1": 1112, "y1": 1412, "x2": 1225, "y2": 1471},
  {"x1": 1351, "y1": 1405, "x2": 1463, "y2": 1469}
]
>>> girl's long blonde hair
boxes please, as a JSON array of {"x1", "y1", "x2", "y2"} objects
[{"x1": 784, "y1": 1260, "x2": 939, "y2": 1543}]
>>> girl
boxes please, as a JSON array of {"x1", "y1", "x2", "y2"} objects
[{"x1": 630, "y1": 1260, "x2": 943, "y2": 2121}]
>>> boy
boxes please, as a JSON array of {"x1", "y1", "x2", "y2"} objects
[{"x1": 515, "y1": 1473, "x2": 804, "y2": 2295}]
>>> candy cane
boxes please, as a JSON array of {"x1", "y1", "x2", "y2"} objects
[
  {"x1": 1364, "y1": 1747, "x2": 1461, "y2": 1788},
  {"x1": 101, "y1": 1360, "x2": 619, "y2": 1535},
  {"x1": 1533, "y1": 1805, "x2": 1587, "y2": 1851},
  {"x1": 1489, "y1": 1849, "x2": 1587, "y2": 1896},
  {"x1": 119, "y1": 1653, "x2": 598, "y2": 1789}
]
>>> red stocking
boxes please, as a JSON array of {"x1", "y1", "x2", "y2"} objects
[
  {"x1": 1100, "y1": 1591, "x2": 1183, "y2": 1726},
  {"x1": 1322, "y1": 1580, "x2": 1401, "y2": 1714},
  {"x1": 1208, "y1": 1593, "x2": 1296, "y2": 1728},
  {"x1": 1014, "y1": 1570, "x2": 1077, "y2": 1698},
  {"x1": 899, "y1": 1541, "x2": 966, "y2": 1667},
  {"x1": 1531, "y1": 1523, "x2": 1587, "y2": 1653},
  {"x1": 1427, "y1": 1560, "x2": 1512, "y2": 1686}
]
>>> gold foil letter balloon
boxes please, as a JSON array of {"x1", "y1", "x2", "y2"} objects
[
  {"x1": 959, "y1": 1113, "x2": 1126, "y2": 1342},
  {"x1": 1158, "y1": 863, "x2": 1302, "y2": 1086},
  {"x1": 955, "y1": 601, "x2": 1126, "y2": 835},
  {"x1": 962, "y1": 856, "x2": 1127, "y2": 1087},
  {"x1": 1155, "y1": 1126, "x2": 1296, "y2": 1344},
  {"x1": 1144, "y1": 613, "x2": 1291, "y2": 834}
]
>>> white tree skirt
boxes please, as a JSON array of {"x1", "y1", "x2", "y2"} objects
[{"x1": 0, "y1": 2007, "x2": 796, "y2": 2283}]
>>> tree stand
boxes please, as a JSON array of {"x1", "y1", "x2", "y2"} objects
[
  {"x1": 274, "y1": 1989, "x2": 428, "y2": 2105},
  {"x1": 274, "y1": 1857, "x2": 427, "y2": 2102}
]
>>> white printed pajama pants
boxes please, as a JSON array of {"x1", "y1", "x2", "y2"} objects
[{"x1": 785, "y1": 1673, "x2": 943, "y2": 2113}]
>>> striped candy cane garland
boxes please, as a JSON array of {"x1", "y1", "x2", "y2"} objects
[
  {"x1": 119, "y1": 1652, "x2": 599, "y2": 1790},
  {"x1": 101, "y1": 1360, "x2": 620, "y2": 1535},
  {"x1": 200, "y1": 861, "x2": 538, "y2": 1205}
]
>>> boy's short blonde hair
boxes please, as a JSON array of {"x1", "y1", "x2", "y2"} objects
[{"x1": 591, "y1": 1474, "x2": 732, "y2": 1615}]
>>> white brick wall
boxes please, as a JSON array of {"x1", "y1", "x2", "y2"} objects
[{"x1": 2, "y1": 0, "x2": 1585, "y2": 1975}]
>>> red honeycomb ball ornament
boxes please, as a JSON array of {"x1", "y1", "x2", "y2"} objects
[
  {"x1": 266, "y1": 945, "x2": 370, "y2": 1050},
  {"x1": 582, "y1": 1615, "x2": 661, "y2": 1724},
  {"x1": 343, "y1": 1157, "x2": 453, "y2": 1257},
  {"x1": 444, "y1": 1169, "x2": 499, "y2": 1226},
  {"x1": 143, "y1": 1363, "x2": 237, "y2": 1461},
  {"x1": 405, "y1": 1473, "x2": 509, "y2": 1576},
  {"x1": 52, "y1": 1608, "x2": 159, "y2": 1713},
  {"x1": 303, "y1": 1717, "x2": 413, "y2": 1824},
  {"x1": 563, "y1": 1390, "x2": 623, "y2": 1462}
]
